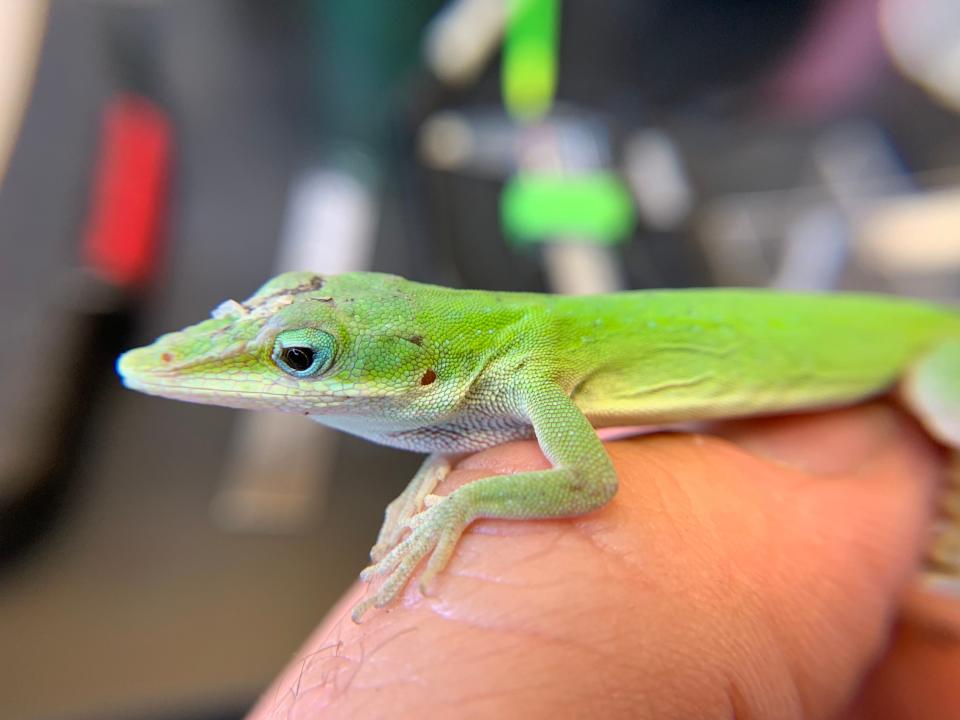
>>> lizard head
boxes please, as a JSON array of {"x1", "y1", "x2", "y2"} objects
[{"x1": 116, "y1": 271, "x2": 445, "y2": 416}]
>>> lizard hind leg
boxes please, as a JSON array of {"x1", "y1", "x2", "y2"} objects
[
  {"x1": 925, "y1": 455, "x2": 960, "y2": 589},
  {"x1": 901, "y1": 339, "x2": 960, "y2": 591}
]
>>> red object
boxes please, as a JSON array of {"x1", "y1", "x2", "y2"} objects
[{"x1": 82, "y1": 94, "x2": 171, "y2": 288}]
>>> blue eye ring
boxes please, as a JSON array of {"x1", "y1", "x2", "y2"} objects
[{"x1": 272, "y1": 329, "x2": 336, "y2": 378}]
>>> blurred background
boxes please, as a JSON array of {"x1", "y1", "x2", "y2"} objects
[{"x1": 1, "y1": 0, "x2": 959, "y2": 717}]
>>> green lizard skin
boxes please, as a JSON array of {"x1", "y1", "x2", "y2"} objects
[{"x1": 117, "y1": 271, "x2": 960, "y2": 621}]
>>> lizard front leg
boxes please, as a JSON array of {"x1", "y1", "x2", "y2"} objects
[{"x1": 353, "y1": 381, "x2": 618, "y2": 622}]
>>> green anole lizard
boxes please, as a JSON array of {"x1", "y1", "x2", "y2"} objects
[{"x1": 117, "y1": 271, "x2": 960, "y2": 622}]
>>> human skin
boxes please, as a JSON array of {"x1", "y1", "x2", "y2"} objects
[{"x1": 248, "y1": 402, "x2": 960, "y2": 719}]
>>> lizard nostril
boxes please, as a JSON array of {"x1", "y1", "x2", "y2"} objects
[{"x1": 161, "y1": 352, "x2": 174, "y2": 363}]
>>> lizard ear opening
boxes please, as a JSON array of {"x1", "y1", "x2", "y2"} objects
[{"x1": 272, "y1": 329, "x2": 337, "y2": 378}]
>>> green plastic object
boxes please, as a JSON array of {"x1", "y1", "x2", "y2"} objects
[
  {"x1": 502, "y1": 0, "x2": 559, "y2": 120},
  {"x1": 501, "y1": 173, "x2": 636, "y2": 245}
]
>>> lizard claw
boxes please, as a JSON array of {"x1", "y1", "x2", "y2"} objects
[
  {"x1": 352, "y1": 497, "x2": 469, "y2": 622},
  {"x1": 369, "y1": 456, "x2": 451, "y2": 563},
  {"x1": 369, "y1": 538, "x2": 397, "y2": 563},
  {"x1": 369, "y1": 496, "x2": 415, "y2": 562},
  {"x1": 359, "y1": 499, "x2": 449, "y2": 582}
]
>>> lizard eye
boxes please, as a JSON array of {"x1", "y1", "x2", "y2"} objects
[
  {"x1": 280, "y1": 347, "x2": 313, "y2": 371},
  {"x1": 272, "y1": 329, "x2": 336, "y2": 378}
]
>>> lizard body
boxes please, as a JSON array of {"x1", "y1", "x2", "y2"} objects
[{"x1": 117, "y1": 271, "x2": 960, "y2": 620}]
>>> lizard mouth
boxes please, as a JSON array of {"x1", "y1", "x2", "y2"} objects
[
  {"x1": 119, "y1": 348, "x2": 302, "y2": 407},
  {"x1": 116, "y1": 350, "x2": 353, "y2": 412},
  {"x1": 117, "y1": 373, "x2": 301, "y2": 410}
]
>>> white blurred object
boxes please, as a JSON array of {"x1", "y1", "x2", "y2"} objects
[
  {"x1": 859, "y1": 187, "x2": 960, "y2": 272},
  {"x1": 880, "y1": 0, "x2": 960, "y2": 112},
  {"x1": 772, "y1": 206, "x2": 849, "y2": 290},
  {"x1": 541, "y1": 242, "x2": 624, "y2": 295},
  {"x1": 424, "y1": 0, "x2": 506, "y2": 86},
  {"x1": 419, "y1": 111, "x2": 477, "y2": 170},
  {"x1": 212, "y1": 414, "x2": 341, "y2": 534},
  {"x1": 700, "y1": 123, "x2": 922, "y2": 290},
  {"x1": 419, "y1": 108, "x2": 610, "y2": 179},
  {"x1": 276, "y1": 169, "x2": 377, "y2": 273},
  {"x1": 700, "y1": 122, "x2": 960, "y2": 300},
  {"x1": 812, "y1": 123, "x2": 912, "y2": 207},
  {"x1": 698, "y1": 199, "x2": 775, "y2": 286},
  {"x1": 623, "y1": 129, "x2": 693, "y2": 231},
  {"x1": 0, "y1": 0, "x2": 49, "y2": 187},
  {"x1": 814, "y1": 124, "x2": 960, "y2": 296},
  {"x1": 214, "y1": 168, "x2": 377, "y2": 534}
]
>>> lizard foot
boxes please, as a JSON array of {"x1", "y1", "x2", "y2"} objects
[
  {"x1": 369, "y1": 455, "x2": 451, "y2": 562},
  {"x1": 352, "y1": 496, "x2": 470, "y2": 623}
]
